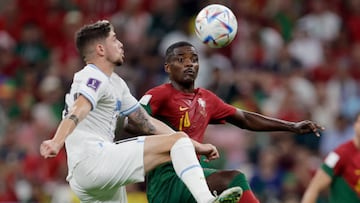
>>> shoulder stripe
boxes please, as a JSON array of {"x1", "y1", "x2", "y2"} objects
[{"x1": 121, "y1": 103, "x2": 140, "y2": 116}]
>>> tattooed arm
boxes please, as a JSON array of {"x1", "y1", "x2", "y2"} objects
[
  {"x1": 126, "y1": 106, "x2": 175, "y2": 135},
  {"x1": 125, "y1": 106, "x2": 218, "y2": 157}
]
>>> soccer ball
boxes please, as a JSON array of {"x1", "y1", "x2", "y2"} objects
[{"x1": 195, "y1": 4, "x2": 238, "y2": 48}]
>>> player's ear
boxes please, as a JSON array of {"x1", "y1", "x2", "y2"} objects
[
  {"x1": 95, "y1": 43, "x2": 105, "y2": 56},
  {"x1": 164, "y1": 63, "x2": 171, "y2": 73}
]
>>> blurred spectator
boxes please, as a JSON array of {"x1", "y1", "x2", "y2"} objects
[
  {"x1": 32, "y1": 75, "x2": 64, "y2": 130},
  {"x1": 203, "y1": 124, "x2": 251, "y2": 170},
  {"x1": 288, "y1": 25, "x2": 324, "y2": 70},
  {"x1": 53, "y1": 10, "x2": 83, "y2": 83},
  {"x1": 349, "y1": 42, "x2": 360, "y2": 81},
  {"x1": 319, "y1": 114, "x2": 354, "y2": 157},
  {"x1": 15, "y1": 22, "x2": 50, "y2": 67},
  {"x1": 111, "y1": 0, "x2": 152, "y2": 56},
  {"x1": 287, "y1": 68, "x2": 317, "y2": 110},
  {"x1": 259, "y1": 21, "x2": 285, "y2": 66},
  {"x1": 196, "y1": 46, "x2": 233, "y2": 90},
  {"x1": 250, "y1": 146, "x2": 285, "y2": 202},
  {"x1": 42, "y1": 0, "x2": 66, "y2": 48},
  {"x1": 326, "y1": 62, "x2": 359, "y2": 119},
  {"x1": 297, "y1": 0, "x2": 341, "y2": 43},
  {"x1": 0, "y1": 30, "x2": 22, "y2": 77},
  {"x1": 265, "y1": 0, "x2": 301, "y2": 42},
  {"x1": 344, "y1": 0, "x2": 360, "y2": 42},
  {"x1": 206, "y1": 52, "x2": 235, "y2": 101},
  {"x1": 0, "y1": 0, "x2": 23, "y2": 41},
  {"x1": 311, "y1": 82, "x2": 338, "y2": 130},
  {"x1": 146, "y1": 0, "x2": 184, "y2": 53},
  {"x1": 266, "y1": 44, "x2": 302, "y2": 74},
  {"x1": 0, "y1": 77, "x2": 16, "y2": 131}
]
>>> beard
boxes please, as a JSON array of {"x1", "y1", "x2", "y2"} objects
[
  {"x1": 114, "y1": 60, "x2": 123, "y2": 66},
  {"x1": 113, "y1": 56, "x2": 123, "y2": 66}
]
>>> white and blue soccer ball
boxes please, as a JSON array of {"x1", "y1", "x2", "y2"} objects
[{"x1": 195, "y1": 4, "x2": 238, "y2": 48}]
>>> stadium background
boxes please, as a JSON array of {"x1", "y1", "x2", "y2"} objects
[{"x1": 0, "y1": 0, "x2": 359, "y2": 202}]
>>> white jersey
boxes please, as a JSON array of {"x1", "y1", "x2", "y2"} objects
[{"x1": 64, "y1": 64, "x2": 140, "y2": 178}]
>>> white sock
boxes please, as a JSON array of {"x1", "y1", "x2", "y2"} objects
[{"x1": 170, "y1": 137, "x2": 214, "y2": 203}]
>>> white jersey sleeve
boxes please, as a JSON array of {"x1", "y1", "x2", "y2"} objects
[{"x1": 63, "y1": 65, "x2": 107, "y2": 117}]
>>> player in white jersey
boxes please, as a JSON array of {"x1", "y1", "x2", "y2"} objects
[{"x1": 39, "y1": 20, "x2": 242, "y2": 203}]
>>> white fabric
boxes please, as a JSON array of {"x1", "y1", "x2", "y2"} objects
[
  {"x1": 324, "y1": 151, "x2": 340, "y2": 168},
  {"x1": 69, "y1": 136, "x2": 145, "y2": 203},
  {"x1": 64, "y1": 64, "x2": 139, "y2": 173},
  {"x1": 298, "y1": 11, "x2": 341, "y2": 42},
  {"x1": 63, "y1": 64, "x2": 141, "y2": 202},
  {"x1": 170, "y1": 137, "x2": 214, "y2": 203}
]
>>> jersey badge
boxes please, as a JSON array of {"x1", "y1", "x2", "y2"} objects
[
  {"x1": 198, "y1": 98, "x2": 206, "y2": 108},
  {"x1": 87, "y1": 78, "x2": 101, "y2": 91},
  {"x1": 197, "y1": 98, "x2": 207, "y2": 116}
]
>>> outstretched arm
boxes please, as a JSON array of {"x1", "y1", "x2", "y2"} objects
[
  {"x1": 226, "y1": 109, "x2": 324, "y2": 136},
  {"x1": 40, "y1": 95, "x2": 92, "y2": 158},
  {"x1": 126, "y1": 106, "x2": 175, "y2": 135},
  {"x1": 301, "y1": 168, "x2": 331, "y2": 203}
]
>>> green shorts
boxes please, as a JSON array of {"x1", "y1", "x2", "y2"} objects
[{"x1": 146, "y1": 162, "x2": 217, "y2": 203}]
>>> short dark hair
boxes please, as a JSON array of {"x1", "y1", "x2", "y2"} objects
[
  {"x1": 75, "y1": 20, "x2": 112, "y2": 59},
  {"x1": 165, "y1": 41, "x2": 194, "y2": 62}
]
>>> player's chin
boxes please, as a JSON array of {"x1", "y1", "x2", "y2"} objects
[
  {"x1": 115, "y1": 61, "x2": 123, "y2": 66},
  {"x1": 183, "y1": 74, "x2": 196, "y2": 81},
  {"x1": 115, "y1": 59, "x2": 124, "y2": 66},
  {"x1": 182, "y1": 78, "x2": 195, "y2": 86}
]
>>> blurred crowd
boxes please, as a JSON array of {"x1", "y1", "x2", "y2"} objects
[{"x1": 1, "y1": 0, "x2": 360, "y2": 202}]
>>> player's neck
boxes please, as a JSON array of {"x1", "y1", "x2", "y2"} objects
[
  {"x1": 171, "y1": 82, "x2": 194, "y2": 93},
  {"x1": 354, "y1": 136, "x2": 360, "y2": 149},
  {"x1": 87, "y1": 61, "x2": 114, "y2": 77}
]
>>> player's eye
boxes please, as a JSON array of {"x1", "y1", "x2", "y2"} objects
[
  {"x1": 177, "y1": 57, "x2": 184, "y2": 63},
  {"x1": 191, "y1": 57, "x2": 198, "y2": 63}
]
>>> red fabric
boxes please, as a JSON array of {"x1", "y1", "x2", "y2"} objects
[
  {"x1": 145, "y1": 83, "x2": 236, "y2": 142},
  {"x1": 309, "y1": 64, "x2": 336, "y2": 83},
  {"x1": 347, "y1": 15, "x2": 360, "y2": 42},
  {"x1": 41, "y1": 9, "x2": 66, "y2": 48},
  {"x1": 239, "y1": 190, "x2": 260, "y2": 203},
  {"x1": 332, "y1": 141, "x2": 360, "y2": 196}
]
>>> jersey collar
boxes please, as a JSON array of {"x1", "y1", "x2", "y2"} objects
[{"x1": 87, "y1": 64, "x2": 111, "y2": 79}]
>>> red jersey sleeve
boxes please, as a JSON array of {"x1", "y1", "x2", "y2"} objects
[
  {"x1": 141, "y1": 85, "x2": 168, "y2": 116},
  {"x1": 201, "y1": 89, "x2": 236, "y2": 124},
  {"x1": 324, "y1": 141, "x2": 352, "y2": 175}
]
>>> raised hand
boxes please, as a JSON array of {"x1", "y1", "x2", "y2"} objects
[{"x1": 293, "y1": 120, "x2": 325, "y2": 137}]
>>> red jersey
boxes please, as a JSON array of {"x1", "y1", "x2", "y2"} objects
[
  {"x1": 322, "y1": 140, "x2": 360, "y2": 202},
  {"x1": 140, "y1": 83, "x2": 236, "y2": 142}
]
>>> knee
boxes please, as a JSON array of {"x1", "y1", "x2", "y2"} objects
[
  {"x1": 228, "y1": 171, "x2": 250, "y2": 190},
  {"x1": 207, "y1": 170, "x2": 242, "y2": 192},
  {"x1": 169, "y1": 132, "x2": 189, "y2": 145},
  {"x1": 171, "y1": 132, "x2": 191, "y2": 147}
]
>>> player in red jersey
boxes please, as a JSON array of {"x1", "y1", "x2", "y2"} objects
[
  {"x1": 126, "y1": 41, "x2": 323, "y2": 203},
  {"x1": 301, "y1": 113, "x2": 360, "y2": 203}
]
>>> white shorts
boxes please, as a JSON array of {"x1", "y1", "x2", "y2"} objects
[{"x1": 68, "y1": 136, "x2": 145, "y2": 203}]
